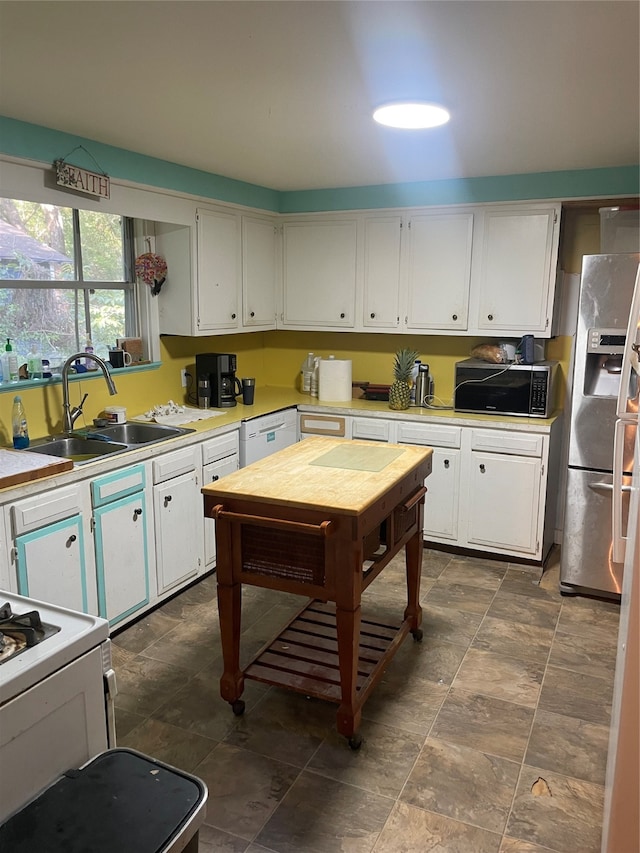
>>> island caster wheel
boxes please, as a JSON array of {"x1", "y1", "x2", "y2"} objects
[
  {"x1": 231, "y1": 700, "x2": 245, "y2": 716},
  {"x1": 411, "y1": 628, "x2": 423, "y2": 642},
  {"x1": 348, "y1": 733, "x2": 363, "y2": 750}
]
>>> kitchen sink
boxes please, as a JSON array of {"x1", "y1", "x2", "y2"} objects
[
  {"x1": 27, "y1": 422, "x2": 196, "y2": 466},
  {"x1": 28, "y1": 436, "x2": 130, "y2": 464},
  {"x1": 91, "y1": 422, "x2": 195, "y2": 444}
]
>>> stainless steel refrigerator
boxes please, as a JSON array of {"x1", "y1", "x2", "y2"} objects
[{"x1": 560, "y1": 253, "x2": 640, "y2": 597}]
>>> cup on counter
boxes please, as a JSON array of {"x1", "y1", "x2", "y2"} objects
[
  {"x1": 108, "y1": 348, "x2": 132, "y2": 369},
  {"x1": 197, "y1": 377, "x2": 210, "y2": 409},
  {"x1": 241, "y1": 377, "x2": 255, "y2": 405}
]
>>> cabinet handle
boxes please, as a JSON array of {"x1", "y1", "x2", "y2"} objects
[
  {"x1": 133, "y1": 507, "x2": 143, "y2": 518},
  {"x1": 443, "y1": 459, "x2": 449, "y2": 469},
  {"x1": 164, "y1": 495, "x2": 172, "y2": 507},
  {"x1": 66, "y1": 534, "x2": 77, "y2": 545},
  {"x1": 479, "y1": 463, "x2": 486, "y2": 473},
  {"x1": 212, "y1": 474, "x2": 219, "y2": 482},
  {"x1": 231, "y1": 313, "x2": 237, "y2": 320},
  {"x1": 487, "y1": 314, "x2": 494, "y2": 321},
  {"x1": 250, "y1": 311, "x2": 255, "y2": 318},
  {"x1": 452, "y1": 314, "x2": 457, "y2": 321},
  {"x1": 340, "y1": 312, "x2": 345, "y2": 319},
  {"x1": 370, "y1": 312, "x2": 376, "y2": 319}
]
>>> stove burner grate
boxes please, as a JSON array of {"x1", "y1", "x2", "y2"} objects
[{"x1": 0, "y1": 602, "x2": 61, "y2": 665}]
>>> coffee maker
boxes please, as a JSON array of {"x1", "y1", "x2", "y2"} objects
[{"x1": 196, "y1": 353, "x2": 241, "y2": 408}]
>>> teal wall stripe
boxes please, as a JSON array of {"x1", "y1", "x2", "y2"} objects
[
  {"x1": 279, "y1": 166, "x2": 640, "y2": 212},
  {"x1": 1, "y1": 116, "x2": 638, "y2": 214},
  {"x1": 0, "y1": 116, "x2": 280, "y2": 212}
]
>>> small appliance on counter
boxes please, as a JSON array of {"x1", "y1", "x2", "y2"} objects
[
  {"x1": 195, "y1": 352, "x2": 242, "y2": 408},
  {"x1": 453, "y1": 359, "x2": 557, "y2": 418}
]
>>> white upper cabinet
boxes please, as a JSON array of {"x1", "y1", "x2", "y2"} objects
[
  {"x1": 405, "y1": 212, "x2": 474, "y2": 332},
  {"x1": 362, "y1": 215, "x2": 402, "y2": 330},
  {"x1": 196, "y1": 208, "x2": 241, "y2": 332},
  {"x1": 157, "y1": 207, "x2": 278, "y2": 336},
  {"x1": 242, "y1": 215, "x2": 277, "y2": 330},
  {"x1": 281, "y1": 219, "x2": 357, "y2": 328},
  {"x1": 158, "y1": 200, "x2": 561, "y2": 338},
  {"x1": 470, "y1": 204, "x2": 561, "y2": 334}
]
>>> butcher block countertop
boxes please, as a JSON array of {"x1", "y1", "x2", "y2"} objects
[
  {"x1": 201, "y1": 436, "x2": 432, "y2": 515},
  {"x1": 0, "y1": 448, "x2": 74, "y2": 489}
]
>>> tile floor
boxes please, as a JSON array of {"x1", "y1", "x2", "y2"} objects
[{"x1": 112, "y1": 546, "x2": 620, "y2": 853}]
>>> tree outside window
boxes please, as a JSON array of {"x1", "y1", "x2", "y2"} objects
[{"x1": 0, "y1": 199, "x2": 136, "y2": 366}]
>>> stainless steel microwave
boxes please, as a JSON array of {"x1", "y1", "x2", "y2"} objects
[{"x1": 454, "y1": 359, "x2": 557, "y2": 418}]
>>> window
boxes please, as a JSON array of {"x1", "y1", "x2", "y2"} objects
[{"x1": 0, "y1": 198, "x2": 137, "y2": 365}]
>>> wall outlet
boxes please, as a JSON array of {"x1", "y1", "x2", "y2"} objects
[{"x1": 180, "y1": 368, "x2": 188, "y2": 388}]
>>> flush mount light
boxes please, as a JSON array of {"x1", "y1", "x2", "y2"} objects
[{"x1": 373, "y1": 101, "x2": 450, "y2": 129}]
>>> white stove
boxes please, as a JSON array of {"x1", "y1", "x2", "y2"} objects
[{"x1": 0, "y1": 590, "x2": 116, "y2": 823}]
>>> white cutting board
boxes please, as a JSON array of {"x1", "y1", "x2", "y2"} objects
[{"x1": 0, "y1": 448, "x2": 74, "y2": 489}]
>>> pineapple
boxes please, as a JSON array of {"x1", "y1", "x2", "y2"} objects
[{"x1": 389, "y1": 348, "x2": 419, "y2": 410}]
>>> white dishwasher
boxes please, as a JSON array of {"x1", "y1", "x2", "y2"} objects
[{"x1": 239, "y1": 408, "x2": 298, "y2": 466}]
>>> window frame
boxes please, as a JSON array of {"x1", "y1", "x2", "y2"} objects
[{"x1": 0, "y1": 201, "x2": 139, "y2": 350}]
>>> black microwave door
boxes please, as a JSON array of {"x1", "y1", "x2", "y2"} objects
[{"x1": 455, "y1": 368, "x2": 531, "y2": 413}]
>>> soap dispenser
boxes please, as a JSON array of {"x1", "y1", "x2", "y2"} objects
[{"x1": 5, "y1": 338, "x2": 18, "y2": 383}]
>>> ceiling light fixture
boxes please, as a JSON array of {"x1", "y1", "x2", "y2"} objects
[{"x1": 373, "y1": 101, "x2": 450, "y2": 129}]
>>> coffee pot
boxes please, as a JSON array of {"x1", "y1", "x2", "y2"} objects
[{"x1": 195, "y1": 352, "x2": 240, "y2": 408}]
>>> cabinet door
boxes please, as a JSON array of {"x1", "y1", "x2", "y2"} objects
[
  {"x1": 406, "y1": 213, "x2": 473, "y2": 331},
  {"x1": 154, "y1": 470, "x2": 202, "y2": 594},
  {"x1": 93, "y1": 492, "x2": 149, "y2": 626},
  {"x1": 473, "y1": 206, "x2": 559, "y2": 333},
  {"x1": 203, "y1": 455, "x2": 239, "y2": 566},
  {"x1": 15, "y1": 515, "x2": 89, "y2": 613},
  {"x1": 282, "y1": 219, "x2": 356, "y2": 328},
  {"x1": 242, "y1": 216, "x2": 277, "y2": 329},
  {"x1": 466, "y1": 451, "x2": 542, "y2": 554},
  {"x1": 423, "y1": 448, "x2": 461, "y2": 541},
  {"x1": 362, "y1": 216, "x2": 402, "y2": 329},
  {"x1": 196, "y1": 208, "x2": 241, "y2": 331}
]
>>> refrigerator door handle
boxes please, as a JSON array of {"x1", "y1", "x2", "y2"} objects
[
  {"x1": 616, "y1": 264, "x2": 640, "y2": 418},
  {"x1": 590, "y1": 482, "x2": 614, "y2": 492},
  {"x1": 612, "y1": 419, "x2": 628, "y2": 563}
]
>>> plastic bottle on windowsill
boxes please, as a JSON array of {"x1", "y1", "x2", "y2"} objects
[{"x1": 84, "y1": 338, "x2": 96, "y2": 370}]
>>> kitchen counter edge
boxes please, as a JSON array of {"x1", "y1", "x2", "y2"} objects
[{"x1": 0, "y1": 386, "x2": 562, "y2": 503}]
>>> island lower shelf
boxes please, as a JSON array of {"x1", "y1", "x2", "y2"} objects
[{"x1": 244, "y1": 598, "x2": 410, "y2": 703}]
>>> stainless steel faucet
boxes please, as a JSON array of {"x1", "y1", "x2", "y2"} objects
[{"x1": 62, "y1": 352, "x2": 117, "y2": 432}]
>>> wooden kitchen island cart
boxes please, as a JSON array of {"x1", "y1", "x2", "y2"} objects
[{"x1": 202, "y1": 436, "x2": 432, "y2": 748}]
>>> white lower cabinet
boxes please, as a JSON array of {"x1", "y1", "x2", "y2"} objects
[
  {"x1": 6, "y1": 484, "x2": 96, "y2": 614},
  {"x1": 463, "y1": 429, "x2": 546, "y2": 557},
  {"x1": 152, "y1": 446, "x2": 203, "y2": 595},
  {"x1": 201, "y1": 432, "x2": 239, "y2": 568},
  {"x1": 338, "y1": 411, "x2": 558, "y2": 561},
  {"x1": 396, "y1": 422, "x2": 462, "y2": 542},
  {"x1": 91, "y1": 464, "x2": 150, "y2": 627}
]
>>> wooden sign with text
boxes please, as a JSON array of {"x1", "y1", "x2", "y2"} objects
[{"x1": 54, "y1": 159, "x2": 110, "y2": 199}]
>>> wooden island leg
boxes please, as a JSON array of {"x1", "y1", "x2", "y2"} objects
[
  {"x1": 335, "y1": 602, "x2": 362, "y2": 748},
  {"x1": 404, "y1": 528, "x2": 424, "y2": 640},
  {"x1": 215, "y1": 517, "x2": 245, "y2": 713}
]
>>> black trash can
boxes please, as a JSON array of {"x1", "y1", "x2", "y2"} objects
[{"x1": 0, "y1": 748, "x2": 208, "y2": 853}]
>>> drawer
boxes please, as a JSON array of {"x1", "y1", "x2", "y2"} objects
[
  {"x1": 152, "y1": 445, "x2": 199, "y2": 485},
  {"x1": 201, "y1": 430, "x2": 239, "y2": 466},
  {"x1": 91, "y1": 464, "x2": 146, "y2": 507},
  {"x1": 11, "y1": 485, "x2": 83, "y2": 535},
  {"x1": 396, "y1": 421, "x2": 462, "y2": 449},
  {"x1": 470, "y1": 429, "x2": 543, "y2": 457},
  {"x1": 299, "y1": 413, "x2": 351, "y2": 438},
  {"x1": 352, "y1": 417, "x2": 392, "y2": 442}
]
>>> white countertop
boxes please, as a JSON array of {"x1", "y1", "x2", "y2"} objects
[{"x1": 0, "y1": 386, "x2": 562, "y2": 504}]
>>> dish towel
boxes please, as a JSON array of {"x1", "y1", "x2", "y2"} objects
[{"x1": 138, "y1": 402, "x2": 225, "y2": 426}]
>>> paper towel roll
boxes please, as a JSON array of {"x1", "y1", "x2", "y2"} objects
[{"x1": 318, "y1": 357, "x2": 352, "y2": 402}]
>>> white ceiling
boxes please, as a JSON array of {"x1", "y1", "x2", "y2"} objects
[{"x1": 1, "y1": 1, "x2": 639, "y2": 192}]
